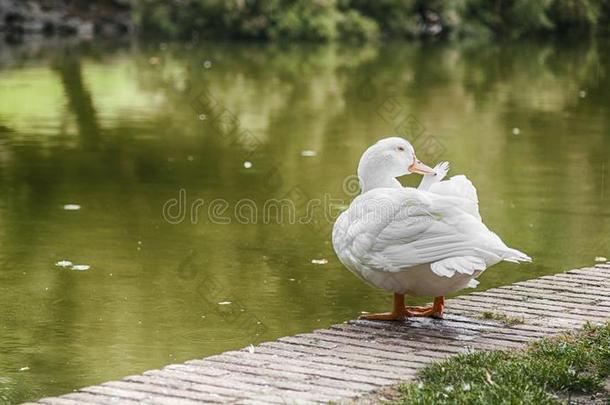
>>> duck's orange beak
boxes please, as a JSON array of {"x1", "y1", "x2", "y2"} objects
[{"x1": 408, "y1": 156, "x2": 435, "y2": 175}]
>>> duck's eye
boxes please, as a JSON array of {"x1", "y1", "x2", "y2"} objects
[{"x1": 397, "y1": 146, "x2": 405, "y2": 152}]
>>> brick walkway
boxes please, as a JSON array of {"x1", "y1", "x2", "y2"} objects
[{"x1": 30, "y1": 262, "x2": 610, "y2": 404}]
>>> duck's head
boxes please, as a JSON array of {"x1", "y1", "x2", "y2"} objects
[{"x1": 357, "y1": 137, "x2": 434, "y2": 193}]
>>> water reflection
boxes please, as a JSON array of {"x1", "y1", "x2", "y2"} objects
[{"x1": 0, "y1": 39, "x2": 609, "y2": 403}]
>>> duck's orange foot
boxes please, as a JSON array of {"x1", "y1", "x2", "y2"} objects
[
  {"x1": 359, "y1": 311, "x2": 406, "y2": 321},
  {"x1": 406, "y1": 296, "x2": 445, "y2": 319},
  {"x1": 359, "y1": 293, "x2": 407, "y2": 321},
  {"x1": 405, "y1": 306, "x2": 442, "y2": 318}
]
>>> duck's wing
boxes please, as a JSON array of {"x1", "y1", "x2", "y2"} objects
[
  {"x1": 429, "y1": 174, "x2": 480, "y2": 220},
  {"x1": 353, "y1": 187, "x2": 530, "y2": 278}
]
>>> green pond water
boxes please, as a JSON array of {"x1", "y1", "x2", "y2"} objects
[{"x1": 0, "y1": 39, "x2": 609, "y2": 403}]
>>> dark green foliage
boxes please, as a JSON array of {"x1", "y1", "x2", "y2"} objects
[
  {"x1": 392, "y1": 323, "x2": 610, "y2": 405},
  {"x1": 133, "y1": 0, "x2": 610, "y2": 41},
  {"x1": 345, "y1": 0, "x2": 419, "y2": 38},
  {"x1": 461, "y1": 0, "x2": 554, "y2": 38},
  {"x1": 548, "y1": 0, "x2": 601, "y2": 31},
  {"x1": 336, "y1": 10, "x2": 380, "y2": 42},
  {"x1": 602, "y1": 0, "x2": 610, "y2": 28},
  {"x1": 267, "y1": 0, "x2": 342, "y2": 41},
  {"x1": 133, "y1": 0, "x2": 378, "y2": 42},
  {"x1": 457, "y1": 0, "x2": 607, "y2": 38},
  {"x1": 133, "y1": 0, "x2": 281, "y2": 40}
]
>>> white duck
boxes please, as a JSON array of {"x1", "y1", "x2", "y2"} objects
[{"x1": 332, "y1": 137, "x2": 531, "y2": 321}]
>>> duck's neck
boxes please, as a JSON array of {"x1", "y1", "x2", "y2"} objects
[{"x1": 358, "y1": 168, "x2": 402, "y2": 193}]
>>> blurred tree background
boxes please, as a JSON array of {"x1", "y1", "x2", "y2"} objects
[
  {"x1": 132, "y1": 0, "x2": 610, "y2": 41},
  {"x1": 2, "y1": 0, "x2": 610, "y2": 42}
]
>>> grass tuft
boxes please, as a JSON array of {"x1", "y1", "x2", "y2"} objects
[
  {"x1": 479, "y1": 310, "x2": 525, "y2": 325},
  {"x1": 392, "y1": 322, "x2": 610, "y2": 405}
]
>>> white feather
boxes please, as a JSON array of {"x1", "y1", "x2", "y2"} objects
[{"x1": 332, "y1": 174, "x2": 530, "y2": 296}]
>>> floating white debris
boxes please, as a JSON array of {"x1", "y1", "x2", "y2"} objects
[
  {"x1": 301, "y1": 150, "x2": 317, "y2": 157},
  {"x1": 512, "y1": 127, "x2": 520, "y2": 135},
  {"x1": 18, "y1": 367, "x2": 29, "y2": 372},
  {"x1": 55, "y1": 260, "x2": 73, "y2": 268},
  {"x1": 71, "y1": 264, "x2": 90, "y2": 271},
  {"x1": 595, "y1": 256, "x2": 607, "y2": 262},
  {"x1": 579, "y1": 90, "x2": 587, "y2": 98},
  {"x1": 289, "y1": 278, "x2": 295, "y2": 282},
  {"x1": 311, "y1": 259, "x2": 328, "y2": 265},
  {"x1": 243, "y1": 161, "x2": 253, "y2": 169},
  {"x1": 247, "y1": 344, "x2": 255, "y2": 354},
  {"x1": 218, "y1": 301, "x2": 232, "y2": 305},
  {"x1": 203, "y1": 60, "x2": 212, "y2": 69},
  {"x1": 198, "y1": 114, "x2": 207, "y2": 121},
  {"x1": 63, "y1": 204, "x2": 81, "y2": 211}
]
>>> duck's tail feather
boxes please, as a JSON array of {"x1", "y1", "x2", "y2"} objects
[{"x1": 501, "y1": 247, "x2": 532, "y2": 263}]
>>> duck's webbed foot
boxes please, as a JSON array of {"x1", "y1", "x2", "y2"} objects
[
  {"x1": 405, "y1": 296, "x2": 444, "y2": 318},
  {"x1": 358, "y1": 293, "x2": 406, "y2": 322},
  {"x1": 359, "y1": 311, "x2": 406, "y2": 321},
  {"x1": 405, "y1": 305, "x2": 433, "y2": 316}
]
